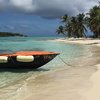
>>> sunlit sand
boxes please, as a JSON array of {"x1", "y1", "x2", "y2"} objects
[
  {"x1": 21, "y1": 40, "x2": 100, "y2": 100},
  {"x1": 53, "y1": 38, "x2": 100, "y2": 45}
]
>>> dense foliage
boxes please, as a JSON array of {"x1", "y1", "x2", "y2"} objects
[
  {"x1": 87, "y1": 3, "x2": 100, "y2": 38},
  {"x1": 0, "y1": 32, "x2": 27, "y2": 37},
  {"x1": 56, "y1": 3, "x2": 100, "y2": 38}
]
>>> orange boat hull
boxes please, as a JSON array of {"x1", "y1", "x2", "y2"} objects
[{"x1": 0, "y1": 51, "x2": 59, "y2": 69}]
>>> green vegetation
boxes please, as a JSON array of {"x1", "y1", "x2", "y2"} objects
[
  {"x1": 56, "y1": 2, "x2": 100, "y2": 38},
  {"x1": 0, "y1": 32, "x2": 27, "y2": 37},
  {"x1": 87, "y1": 2, "x2": 100, "y2": 38}
]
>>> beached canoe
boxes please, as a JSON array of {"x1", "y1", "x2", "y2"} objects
[{"x1": 0, "y1": 51, "x2": 59, "y2": 69}]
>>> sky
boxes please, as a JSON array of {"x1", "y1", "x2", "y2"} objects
[{"x1": 0, "y1": 0, "x2": 99, "y2": 36}]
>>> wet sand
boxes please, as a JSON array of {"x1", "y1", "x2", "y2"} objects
[{"x1": 17, "y1": 45, "x2": 100, "y2": 100}]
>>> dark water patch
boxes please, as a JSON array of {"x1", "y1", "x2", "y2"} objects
[
  {"x1": 19, "y1": 48, "x2": 45, "y2": 51},
  {"x1": 32, "y1": 48, "x2": 44, "y2": 51},
  {"x1": 0, "y1": 50, "x2": 13, "y2": 54}
]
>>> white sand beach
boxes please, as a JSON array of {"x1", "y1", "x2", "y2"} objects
[
  {"x1": 55, "y1": 38, "x2": 100, "y2": 100},
  {"x1": 54, "y1": 38, "x2": 100, "y2": 45},
  {"x1": 21, "y1": 38, "x2": 100, "y2": 100}
]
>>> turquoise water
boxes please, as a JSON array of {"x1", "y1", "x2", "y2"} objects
[
  {"x1": 0, "y1": 37, "x2": 91, "y2": 99},
  {"x1": 0, "y1": 37, "x2": 90, "y2": 69}
]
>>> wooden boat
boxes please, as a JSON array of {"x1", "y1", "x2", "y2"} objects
[{"x1": 0, "y1": 51, "x2": 59, "y2": 69}]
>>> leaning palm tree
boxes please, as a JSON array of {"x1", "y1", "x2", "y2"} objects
[
  {"x1": 61, "y1": 14, "x2": 73, "y2": 37},
  {"x1": 76, "y1": 13, "x2": 87, "y2": 37},
  {"x1": 69, "y1": 17, "x2": 78, "y2": 37},
  {"x1": 56, "y1": 26, "x2": 66, "y2": 36},
  {"x1": 61, "y1": 14, "x2": 68, "y2": 23}
]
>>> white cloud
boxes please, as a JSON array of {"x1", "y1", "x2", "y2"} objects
[
  {"x1": 9, "y1": 0, "x2": 35, "y2": 11},
  {"x1": 0, "y1": 0, "x2": 99, "y2": 18}
]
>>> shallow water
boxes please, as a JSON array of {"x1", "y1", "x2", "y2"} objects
[{"x1": 0, "y1": 37, "x2": 92, "y2": 100}]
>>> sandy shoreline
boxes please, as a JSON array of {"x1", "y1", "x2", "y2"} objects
[
  {"x1": 21, "y1": 39, "x2": 100, "y2": 100},
  {"x1": 53, "y1": 38, "x2": 100, "y2": 46},
  {"x1": 54, "y1": 38, "x2": 100, "y2": 100}
]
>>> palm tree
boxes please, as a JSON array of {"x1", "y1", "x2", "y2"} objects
[
  {"x1": 87, "y1": 3, "x2": 100, "y2": 38},
  {"x1": 69, "y1": 17, "x2": 77, "y2": 37},
  {"x1": 60, "y1": 14, "x2": 73, "y2": 37},
  {"x1": 61, "y1": 14, "x2": 68, "y2": 23},
  {"x1": 57, "y1": 13, "x2": 87, "y2": 38},
  {"x1": 64, "y1": 22, "x2": 72, "y2": 37},
  {"x1": 76, "y1": 13, "x2": 87, "y2": 37},
  {"x1": 66, "y1": 14, "x2": 87, "y2": 38},
  {"x1": 56, "y1": 26, "x2": 66, "y2": 36}
]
